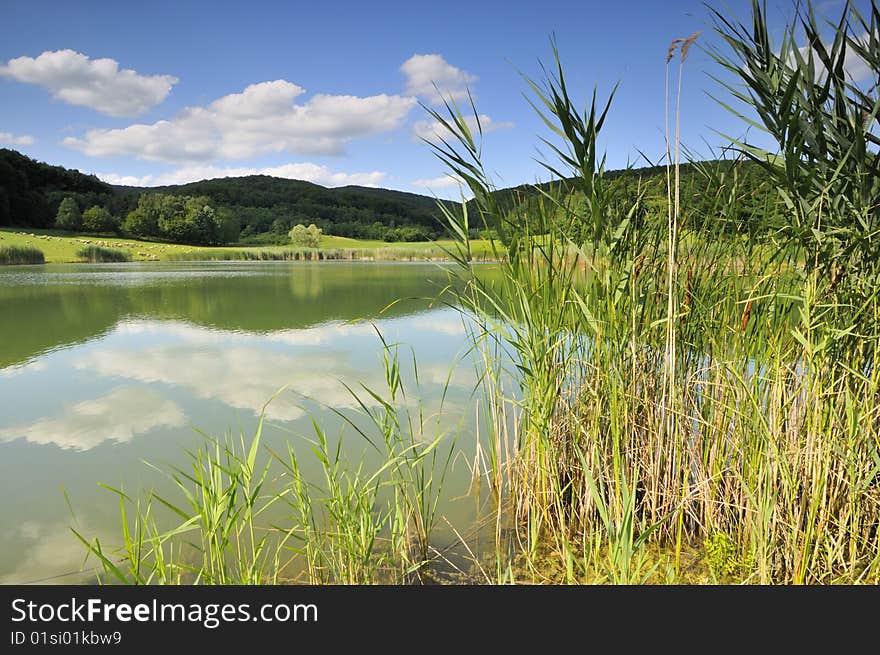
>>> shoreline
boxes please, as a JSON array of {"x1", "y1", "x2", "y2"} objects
[{"x1": 0, "y1": 228, "x2": 502, "y2": 264}]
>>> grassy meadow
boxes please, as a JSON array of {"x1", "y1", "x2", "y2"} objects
[{"x1": 66, "y1": 0, "x2": 880, "y2": 585}]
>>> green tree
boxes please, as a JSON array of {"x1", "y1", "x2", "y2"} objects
[
  {"x1": 121, "y1": 192, "x2": 236, "y2": 245},
  {"x1": 182, "y1": 197, "x2": 219, "y2": 245},
  {"x1": 289, "y1": 223, "x2": 322, "y2": 247},
  {"x1": 215, "y1": 207, "x2": 241, "y2": 245},
  {"x1": 122, "y1": 207, "x2": 153, "y2": 237},
  {"x1": 154, "y1": 195, "x2": 189, "y2": 240},
  {"x1": 54, "y1": 197, "x2": 82, "y2": 231},
  {"x1": 82, "y1": 205, "x2": 117, "y2": 233}
]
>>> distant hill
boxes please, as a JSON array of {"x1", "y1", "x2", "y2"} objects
[
  {"x1": 480, "y1": 159, "x2": 755, "y2": 205},
  {"x1": 126, "y1": 175, "x2": 457, "y2": 242},
  {"x1": 0, "y1": 149, "x2": 457, "y2": 242},
  {"x1": 0, "y1": 148, "x2": 111, "y2": 227}
]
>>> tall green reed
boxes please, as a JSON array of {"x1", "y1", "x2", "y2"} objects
[{"x1": 428, "y1": 1, "x2": 880, "y2": 584}]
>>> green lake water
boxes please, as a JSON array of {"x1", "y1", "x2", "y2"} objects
[{"x1": 0, "y1": 261, "x2": 490, "y2": 583}]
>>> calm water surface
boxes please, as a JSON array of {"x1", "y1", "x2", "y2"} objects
[{"x1": 0, "y1": 261, "x2": 488, "y2": 583}]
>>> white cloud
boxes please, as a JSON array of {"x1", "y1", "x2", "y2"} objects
[
  {"x1": 790, "y1": 33, "x2": 873, "y2": 83},
  {"x1": 842, "y1": 35, "x2": 872, "y2": 82},
  {"x1": 411, "y1": 174, "x2": 465, "y2": 189},
  {"x1": 264, "y1": 322, "x2": 380, "y2": 346},
  {"x1": 97, "y1": 162, "x2": 387, "y2": 188},
  {"x1": 0, "y1": 49, "x2": 177, "y2": 117},
  {"x1": 419, "y1": 363, "x2": 479, "y2": 389},
  {"x1": 0, "y1": 131, "x2": 35, "y2": 146},
  {"x1": 0, "y1": 386, "x2": 186, "y2": 451},
  {"x1": 65, "y1": 79, "x2": 416, "y2": 162},
  {"x1": 412, "y1": 113, "x2": 513, "y2": 143},
  {"x1": 91, "y1": 172, "x2": 150, "y2": 186},
  {"x1": 401, "y1": 54, "x2": 477, "y2": 103}
]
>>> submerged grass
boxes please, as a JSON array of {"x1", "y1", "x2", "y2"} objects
[{"x1": 75, "y1": 339, "x2": 460, "y2": 584}]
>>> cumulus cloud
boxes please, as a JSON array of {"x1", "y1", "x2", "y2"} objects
[
  {"x1": 0, "y1": 386, "x2": 186, "y2": 451},
  {"x1": 411, "y1": 174, "x2": 465, "y2": 189},
  {"x1": 401, "y1": 54, "x2": 477, "y2": 103},
  {"x1": 64, "y1": 79, "x2": 416, "y2": 162},
  {"x1": 412, "y1": 113, "x2": 513, "y2": 143},
  {"x1": 0, "y1": 49, "x2": 177, "y2": 117},
  {"x1": 419, "y1": 363, "x2": 479, "y2": 389},
  {"x1": 0, "y1": 131, "x2": 35, "y2": 146},
  {"x1": 786, "y1": 33, "x2": 873, "y2": 83},
  {"x1": 264, "y1": 322, "x2": 382, "y2": 346},
  {"x1": 836, "y1": 34, "x2": 872, "y2": 81},
  {"x1": 97, "y1": 162, "x2": 387, "y2": 188}
]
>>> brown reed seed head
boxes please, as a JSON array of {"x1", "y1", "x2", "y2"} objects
[
  {"x1": 681, "y1": 31, "x2": 701, "y2": 62},
  {"x1": 740, "y1": 299, "x2": 753, "y2": 332},
  {"x1": 667, "y1": 38, "x2": 683, "y2": 63},
  {"x1": 684, "y1": 268, "x2": 693, "y2": 311}
]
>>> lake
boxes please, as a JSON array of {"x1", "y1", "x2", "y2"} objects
[{"x1": 0, "y1": 261, "x2": 490, "y2": 583}]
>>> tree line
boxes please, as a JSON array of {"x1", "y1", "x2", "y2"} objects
[
  {"x1": 53, "y1": 193, "x2": 239, "y2": 245},
  {"x1": 1, "y1": 147, "x2": 781, "y2": 248},
  {"x1": 0, "y1": 149, "x2": 451, "y2": 245}
]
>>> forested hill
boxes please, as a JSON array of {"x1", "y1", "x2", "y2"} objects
[
  {"x1": 479, "y1": 158, "x2": 774, "y2": 237},
  {"x1": 1, "y1": 147, "x2": 772, "y2": 246},
  {"x1": 0, "y1": 148, "x2": 458, "y2": 243},
  {"x1": 121, "y1": 175, "x2": 456, "y2": 243},
  {"x1": 0, "y1": 148, "x2": 112, "y2": 227}
]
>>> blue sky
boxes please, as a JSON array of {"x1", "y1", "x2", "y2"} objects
[{"x1": 0, "y1": 0, "x2": 864, "y2": 198}]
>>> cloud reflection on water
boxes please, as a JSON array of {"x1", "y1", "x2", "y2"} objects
[
  {"x1": 70, "y1": 317, "x2": 475, "y2": 423},
  {"x1": 0, "y1": 386, "x2": 185, "y2": 451}
]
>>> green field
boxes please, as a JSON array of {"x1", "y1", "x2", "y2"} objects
[{"x1": 0, "y1": 227, "x2": 499, "y2": 263}]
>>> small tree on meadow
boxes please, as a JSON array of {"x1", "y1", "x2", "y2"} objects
[
  {"x1": 55, "y1": 197, "x2": 82, "y2": 231},
  {"x1": 82, "y1": 205, "x2": 117, "y2": 233},
  {"x1": 289, "y1": 223, "x2": 322, "y2": 247}
]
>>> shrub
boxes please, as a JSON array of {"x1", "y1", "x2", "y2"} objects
[
  {"x1": 289, "y1": 223, "x2": 322, "y2": 247},
  {"x1": 82, "y1": 206, "x2": 118, "y2": 233}
]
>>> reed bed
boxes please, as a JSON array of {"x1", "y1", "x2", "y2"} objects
[
  {"x1": 0, "y1": 245, "x2": 45, "y2": 265},
  {"x1": 164, "y1": 246, "x2": 491, "y2": 262},
  {"x1": 166, "y1": 248, "x2": 335, "y2": 261},
  {"x1": 76, "y1": 245, "x2": 132, "y2": 263}
]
